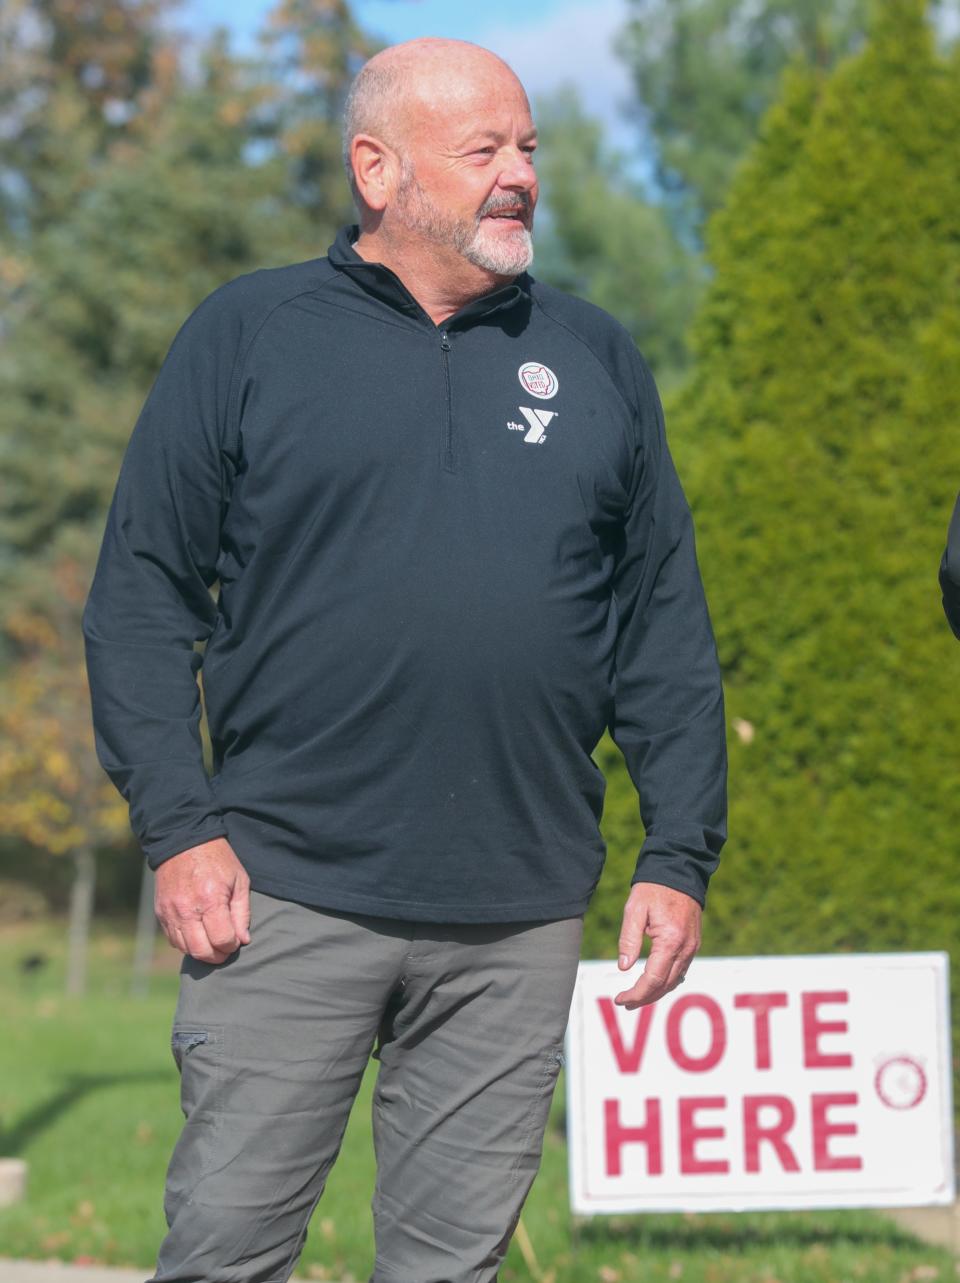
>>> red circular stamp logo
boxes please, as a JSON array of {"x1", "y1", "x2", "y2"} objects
[
  {"x1": 874, "y1": 1055, "x2": 927, "y2": 1110},
  {"x1": 518, "y1": 362, "x2": 559, "y2": 400}
]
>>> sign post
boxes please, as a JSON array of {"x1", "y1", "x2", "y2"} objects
[{"x1": 566, "y1": 953, "x2": 954, "y2": 1214}]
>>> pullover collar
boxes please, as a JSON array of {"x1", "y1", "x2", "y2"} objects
[{"x1": 327, "y1": 223, "x2": 531, "y2": 331}]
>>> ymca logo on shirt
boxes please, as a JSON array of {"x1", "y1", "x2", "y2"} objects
[{"x1": 508, "y1": 362, "x2": 559, "y2": 444}]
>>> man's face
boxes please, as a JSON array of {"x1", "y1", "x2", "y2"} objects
[{"x1": 387, "y1": 70, "x2": 538, "y2": 278}]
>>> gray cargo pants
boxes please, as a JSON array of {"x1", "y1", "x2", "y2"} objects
[{"x1": 150, "y1": 888, "x2": 584, "y2": 1283}]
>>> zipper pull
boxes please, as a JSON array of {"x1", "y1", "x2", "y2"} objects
[{"x1": 440, "y1": 331, "x2": 451, "y2": 351}]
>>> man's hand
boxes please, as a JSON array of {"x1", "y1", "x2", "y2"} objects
[
  {"x1": 614, "y1": 881, "x2": 701, "y2": 1010},
  {"x1": 155, "y1": 837, "x2": 251, "y2": 964}
]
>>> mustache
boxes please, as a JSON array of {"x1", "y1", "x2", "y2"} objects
[{"x1": 477, "y1": 191, "x2": 533, "y2": 220}]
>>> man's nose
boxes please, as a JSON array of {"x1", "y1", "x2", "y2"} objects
[{"x1": 497, "y1": 147, "x2": 537, "y2": 193}]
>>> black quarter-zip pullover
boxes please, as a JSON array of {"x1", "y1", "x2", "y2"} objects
[{"x1": 81, "y1": 225, "x2": 727, "y2": 921}]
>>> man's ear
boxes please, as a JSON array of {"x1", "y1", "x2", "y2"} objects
[{"x1": 350, "y1": 134, "x2": 397, "y2": 213}]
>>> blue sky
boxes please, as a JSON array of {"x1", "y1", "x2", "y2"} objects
[{"x1": 181, "y1": 0, "x2": 641, "y2": 159}]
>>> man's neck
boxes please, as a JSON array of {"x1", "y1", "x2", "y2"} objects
[{"x1": 353, "y1": 228, "x2": 513, "y2": 327}]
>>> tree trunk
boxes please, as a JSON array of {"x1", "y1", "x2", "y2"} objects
[
  {"x1": 66, "y1": 843, "x2": 96, "y2": 997},
  {"x1": 130, "y1": 861, "x2": 157, "y2": 998}
]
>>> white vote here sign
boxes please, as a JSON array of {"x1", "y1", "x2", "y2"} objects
[{"x1": 566, "y1": 953, "x2": 953, "y2": 1214}]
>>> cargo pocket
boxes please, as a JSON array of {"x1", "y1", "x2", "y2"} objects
[
  {"x1": 163, "y1": 1023, "x2": 226, "y2": 1221},
  {"x1": 171, "y1": 1024, "x2": 224, "y2": 1116}
]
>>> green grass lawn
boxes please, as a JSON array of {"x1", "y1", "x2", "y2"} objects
[{"x1": 0, "y1": 915, "x2": 955, "y2": 1282}]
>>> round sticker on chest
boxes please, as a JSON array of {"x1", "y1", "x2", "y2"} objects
[{"x1": 518, "y1": 362, "x2": 559, "y2": 400}]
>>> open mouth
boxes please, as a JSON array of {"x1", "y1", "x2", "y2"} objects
[{"x1": 482, "y1": 209, "x2": 527, "y2": 227}]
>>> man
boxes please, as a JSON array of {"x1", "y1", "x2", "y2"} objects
[
  {"x1": 940, "y1": 491, "x2": 960, "y2": 637},
  {"x1": 82, "y1": 37, "x2": 727, "y2": 1283}
]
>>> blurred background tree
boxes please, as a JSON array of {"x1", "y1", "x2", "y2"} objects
[
  {"x1": 0, "y1": 0, "x2": 174, "y2": 235},
  {"x1": 0, "y1": 619, "x2": 127, "y2": 997},
  {"x1": 681, "y1": 0, "x2": 960, "y2": 952},
  {"x1": 258, "y1": 0, "x2": 373, "y2": 217},
  {"x1": 585, "y1": 0, "x2": 960, "y2": 995},
  {"x1": 619, "y1": 0, "x2": 872, "y2": 233},
  {"x1": 533, "y1": 86, "x2": 702, "y2": 387},
  {"x1": 542, "y1": 0, "x2": 897, "y2": 379}
]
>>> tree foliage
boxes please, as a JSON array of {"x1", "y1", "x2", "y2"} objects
[
  {"x1": 619, "y1": 0, "x2": 872, "y2": 226},
  {"x1": 0, "y1": 0, "x2": 176, "y2": 234},
  {"x1": 534, "y1": 87, "x2": 703, "y2": 384},
  {"x1": 0, "y1": 568, "x2": 126, "y2": 858},
  {"x1": 257, "y1": 0, "x2": 373, "y2": 218},
  {"x1": 585, "y1": 0, "x2": 960, "y2": 964},
  {"x1": 1, "y1": 1, "x2": 363, "y2": 618}
]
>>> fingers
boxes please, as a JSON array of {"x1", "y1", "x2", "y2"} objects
[
  {"x1": 229, "y1": 875, "x2": 252, "y2": 947},
  {"x1": 159, "y1": 914, "x2": 233, "y2": 964},
  {"x1": 152, "y1": 842, "x2": 251, "y2": 963},
  {"x1": 618, "y1": 901, "x2": 649, "y2": 972},
  {"x1": 202, "y1": 900, "x2": 243, "y2": 956},
  {"x1": 177, "y1": 915, "x2": 229, "y2": 965},
  {"x1": 614, "y1": 882, "x2": 702, "y2": 1009},
  {"x1": 615, "y1": 948, "x2": 696, "y2": 1010},
  {"x1": 615, "y1": 939, "x2": 676, "y2": 1009},
  {"x1": 157, "y1": 909, "x2": 189, "y2": 956},
  {"x1": 163, "y1": 923, "x2": 188, "y2": 956},
  {"x1": 156, "y1": 898, "x2": 241, "y2": 964}
]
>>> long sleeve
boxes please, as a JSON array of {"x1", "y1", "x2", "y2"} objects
[
  {"x1": 81, "y1": 291, "x2": 241, "y2": 868},
  {"x1": 939, "y1": 491, "x2": 960, "y2": 640},
  {"x1": 609, "y1": 352, "x2": 728, "y2": 907}
]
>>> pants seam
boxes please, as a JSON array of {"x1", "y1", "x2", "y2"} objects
[
  {"x1": 505, "y1": 1047, "x2": 557, "y2": 1187},
  {"x1": 371, "y1": 1070, "x2": 386, "y2": 1230},
  {"x1": 272, "y1": 1181, "x2": 328, "y2": 1283}
]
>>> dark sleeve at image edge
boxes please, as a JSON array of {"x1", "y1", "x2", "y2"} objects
[{"x1": 940, "y1": 490, "x2": 960, "y2": 639}]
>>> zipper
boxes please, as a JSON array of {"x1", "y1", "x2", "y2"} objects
[{"x1": 439, "y1": 329, "x2": 455, "y2": 473}]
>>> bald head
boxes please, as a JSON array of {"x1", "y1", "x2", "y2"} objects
[
  {"x1": 342, "y1": 38, "x2": 529, "y2": 207},
  {"x1": 344, "y1": 37, "x2": 538, "y2": 289}
]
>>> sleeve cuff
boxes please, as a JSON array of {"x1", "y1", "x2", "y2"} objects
[
  {"x1": 143, "y1": 826, "x2": 230, "y2": 870},
  {"x1": 630, "y1": 858, "x2": 709, "y2": 909}
]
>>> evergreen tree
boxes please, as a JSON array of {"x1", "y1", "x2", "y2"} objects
[
  {"x1": 0, "y1": 34, "x2": 320, "y2": 590},
  {"x1": 256, "y1": 0, "x2": 375, "y2": 221},
  {"x1": 0, "y1": 0, "x2": 175, "y2": 234},
  {"x1": 586, "y1": 0, "x2": 960, "y2": 970},
  {"x1": 534, "y1": 87, "x2": 702, "y2": 384},
  {"x1": 619, "y1": 0, "x2": 873, "y2": 228}
]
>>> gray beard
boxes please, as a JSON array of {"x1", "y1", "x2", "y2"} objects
[
  {"x1": 462, "y1": 224, "x2": 534, "y2": 276},
  {"x1": 393, "y1": 163, "x2": 533, "y2": 277}
]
